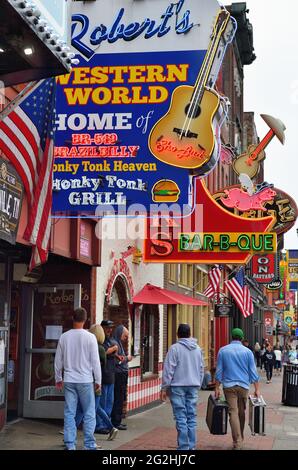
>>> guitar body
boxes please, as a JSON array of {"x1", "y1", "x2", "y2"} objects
[
  {"x1": 149, "y1": 85, "x2": 220, "y2": 170},
  {"x1": 232, "y1": 144, "x2": 266, "y2": 178}
]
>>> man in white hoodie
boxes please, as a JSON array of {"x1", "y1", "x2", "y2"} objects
[{"x1": 160, "y1": 323, "x2": 204, "y2": 450}]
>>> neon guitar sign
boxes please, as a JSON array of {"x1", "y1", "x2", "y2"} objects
[
  {"x1": 233, "y1": 114, "x2": 286, "y2": 178},
  {"x1": 149, "y1": 9, "x2": 235, "y2": 173}
]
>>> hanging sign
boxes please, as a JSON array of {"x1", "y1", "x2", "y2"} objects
[
  {"x1": 0, "y1": 159, "x2": 23, "y2": 245},
  {"x1": 53, "y1": 0, "x2": 236, "y2": 215},
  {"x1": 144, "y1": 178, "x2": 276, "y2": 264},
  {"x1": 287, "y1": 251, "x2": 298, "y2": 290},
  {"x1": 264, "y1": 312, "x2": 273, "y2": 338},
  {"x1": 214, "y1": 303, "x2": 234, "y2": 317},
  {"x1": 212, "y1": 185, "x2": 297, "y2": 236},
  {"x1": 251, "y1": 254, "x2": 276, "y2": 284},
  {"x1": 266, "y1": 279, "x2": 282, "y2": 290},
  {"x1": 284, "y1": 311, "x2": 294, "y2": 326},
  {"x1": 232, "y1": 114, "x2": 286, "y2": 179}
]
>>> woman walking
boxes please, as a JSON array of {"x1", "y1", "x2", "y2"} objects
[{"x1": 263, "y1": 344, "x2": 276, "y2": 384}]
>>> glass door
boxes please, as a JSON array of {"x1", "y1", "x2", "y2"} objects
[
  {"x1": 23, "y1": 284, "x2": 81, "y2": 419},
  {"x1": 141, "y1": 306, "x2": 155, "y2": 377}
]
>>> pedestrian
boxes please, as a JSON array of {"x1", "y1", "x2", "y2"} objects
[
  {"x1": 160, "y1": 323, "x2": 204, "y2": 450},
  {"x1": 111, "y1": 325, "x2": 132, "y2": 430},
  {"x1": 242, "y1": 339, "x2": 253, "y2": 351},
  {"x1": 96, "y1": 320, "x2": 118, "y2": 433},
  {"x1": 288, "y1": 346, "x2": 297, "y2": 363},
  {"x1": 263, "y1": 344, "x2": 276, "y2": 383},
  {"x1": 54, "y1": 307, "x2": 101, "y2": 450},
  {"x1": 254, "y1": 342, "x2": 261, "y2": 368},
  {"x1": 201, "y1": 369, "x2": 212, "y2": 390},
  {"x1": 76, "y1": 324, "x2": 118, "y2": 441},
  {"x1": 273, "y1": 346, "x2": 282, "y2": 376},
  {"x1": 260, "y1": 343, "x2": 266, "y2": 371},
  {"x1": 215, "y1": 327, "x2": 260, "y2": 450}
]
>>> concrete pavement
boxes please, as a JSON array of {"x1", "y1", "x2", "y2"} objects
[{"x1": 0, "y1": 369, "x2": 297, "y2": 450}]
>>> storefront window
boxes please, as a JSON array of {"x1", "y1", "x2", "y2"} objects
[
  {"x1": 110, "y1": 286, "x2": 120, "y2": 306},
  {"x1": 141, "y1": 305, "x2": 159, "y2": 378},
  {"x1": 132, "y1": 306, "x2": 141, "y2": 356},
  {"x1": 168, "y1": 264, "x2": 176, "y2": 282}
]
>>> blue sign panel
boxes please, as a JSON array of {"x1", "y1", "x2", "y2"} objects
[
  {"x1": 53, "y1": 1, "x2": 234, "y2": 215},
  {"x1": 53, "y1": 50, "x2": 205, "y2": 214}
]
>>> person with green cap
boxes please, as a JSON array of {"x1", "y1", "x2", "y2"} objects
[{"x1": 215, "y1": 327, "x2": 260, "y2": 450}]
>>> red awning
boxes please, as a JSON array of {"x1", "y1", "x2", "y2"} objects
[{"x1": 132, "y1": 283, "x2": 208, "y2": 305}]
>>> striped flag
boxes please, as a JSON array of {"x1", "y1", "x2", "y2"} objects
[
  {"x1": 203, "y1": 266, "x2": 222, "y2": 298},
  {"x1": 0, "y1": 79, "x2": 56, "y2": 270},
  {"x1": 225, "y1": 267, "x2": 253, "y2": 318}
]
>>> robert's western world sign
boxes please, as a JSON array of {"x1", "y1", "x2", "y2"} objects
[{"x1": 52, "y1": 0, "x2": 235, "y2": 215}]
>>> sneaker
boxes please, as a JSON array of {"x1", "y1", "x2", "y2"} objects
[
  {"x1": 116, "y1": 424, "x2": 127, "y2": 430},
  {"x1": 95, "y1": 428, "x2": 109, "y2": 434},
  {"x1": 232, "y1": 443, "x2": 242, "y2": 450},
  {"x1": 232, "y1": 440, "x2": 243, "y2": 450},
  {"x1": 266, "y1": 380, "x2": 270, "y2": 384},
  {"x1": 107, "y1": 427, "x2": 118, "y2": 441},
  {"x1": 59, "y1": 430, "x2": 64, "y2": 435}
]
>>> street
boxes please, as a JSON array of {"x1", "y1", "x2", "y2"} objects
[{"x1": 0, "y1": 369, "x2": 297, "y2": 451}]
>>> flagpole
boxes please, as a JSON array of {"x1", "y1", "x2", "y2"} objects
[
  {"x1": 190, "y1": 265, "x2": 244, "y2": 292},
  {"x1": 0, "y1": 81, "x2": 37, "y2": 121}
]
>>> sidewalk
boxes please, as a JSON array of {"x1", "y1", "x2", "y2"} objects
[{"x1": 0, "y1": 370, "x2": 297, "y2": 450}]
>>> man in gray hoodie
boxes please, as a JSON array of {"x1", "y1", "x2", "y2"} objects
[{"x1": 160, "y1": 323, "x2": 204, "y2": 450}]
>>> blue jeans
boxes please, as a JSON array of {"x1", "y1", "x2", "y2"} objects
[
  {"x1": 64, "y1": 382, "x2": 97, "y2": 450},
  {"x1": 169, "y1": 386, "x2": 199, "y2": 450},
  {"x1": 96, "y1": 383, "x2": 114, "y2": 429},
  {"x1": 95, "y1": 395, "x2": 114, "y2": 430},
  {"x1": 76, "y1": 395, "x2": 114, "y2": 431}
]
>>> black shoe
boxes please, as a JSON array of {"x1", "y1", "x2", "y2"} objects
[
  {"x1": 116, "y1": 424, "x2": 127, "y2": 430},
  {"x1": 95, "y1": 428, "x2": 109, "y2": 434}
]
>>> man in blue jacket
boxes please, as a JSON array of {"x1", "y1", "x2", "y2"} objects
[
  {"x1": 160, "y1": 323, "x2": 204, "y2": 450},
  {"x1": 215, "y1": 328, "x2": 260, "y2": 450}
]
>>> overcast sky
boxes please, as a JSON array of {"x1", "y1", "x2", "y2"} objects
[{"x1": 239, "y1": 0, "x2": 298, "y2": 249}]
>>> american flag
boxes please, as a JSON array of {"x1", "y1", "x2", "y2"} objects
[
  {"x1": 0, "y1": 79, "x2": 56, "y2": 270},
  {"x1": 203, "y1": 266, "x2": 222, "y2": 298},
  {"x1": 225, "y1": 267, "x2": 253, "y2": 318}
]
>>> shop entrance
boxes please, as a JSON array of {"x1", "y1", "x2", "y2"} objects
[
  {"x1": 141, "y1": 306, "x2": 155, "y2": 375},
  {"x1": 22, "y1": 284, "x2": 81, "y2": 419}
]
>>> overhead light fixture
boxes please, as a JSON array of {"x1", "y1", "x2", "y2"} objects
[
  {"x1": 24, "y1": 47, "x2": 34, "y2": 55},
  {"x1": 13, "y1": 0, "x2": 74, "y2": 72},
  {"x1": 0, "y1": 48, "x2": 5, "y2": 53}
]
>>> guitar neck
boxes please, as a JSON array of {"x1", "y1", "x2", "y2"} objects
[
  {"x1": 193, "y1": 12, "x2": 230, "y2": 103},
  {"x1": 250, "y1": 129, "x2": 275, "y2": 160}
]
